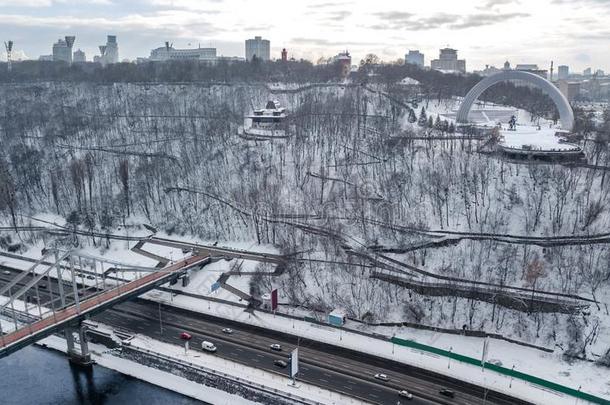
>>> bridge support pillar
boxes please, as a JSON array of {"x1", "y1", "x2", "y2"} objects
[{"x1": 65, "y1": 324, "x2": 93, "y2": 368}]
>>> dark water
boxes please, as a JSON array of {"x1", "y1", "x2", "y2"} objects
[{"x1": 0, "y1": 346, "x2": 206, "y2": 405}]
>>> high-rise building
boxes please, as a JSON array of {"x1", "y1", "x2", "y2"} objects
[
  {"x1": 405, "y1": 50, "x2": 424, "y2": 67},
  {"x1": 245, "y1": 36, "x2": 270, "y2": 61},
  {"x1": 52, "y1": 36, "x2": 75, "y2": 63},
  {"x1": 281, "y1": 48, "x2": 287, "y2": 62},
  {"x1": 430, "y1": 48, "x2": 465, "y2": 73},
  {"x1": 558, "y1": 80, "x2": 580, "y2": 102},
  {"x1": 584, "y1": 67, "x2": 592, "y2": 76},
  {"x1": 73, "y1": 49, "x2": 86, "y2": 63},
  {"x1": 96, "y1": 35, "x2": 119, "y2": 65},
  {"x1": 557, "y1": 65, "x2": 569, "y2": 80}
]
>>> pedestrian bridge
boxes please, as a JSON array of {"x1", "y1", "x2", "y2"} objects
[{"x1": 0, "y1": 254, "x2": 209, "y2": 359}]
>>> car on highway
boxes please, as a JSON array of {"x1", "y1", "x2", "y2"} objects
[
  {"x1": 201, "y1": 341, "x2": 217, "y2": 352},
  {"x1": 180, "y1": 332, "x2": 192, "y2": 340},
  {"x1": 273, "y1": 360, "x2": 288, "y2": 368},
  {"x1": 222, "y1": 328, "x2": 234, "y2": 334},
  {"x1": 39, "y1": 283, "x2": 47, "y2": 289},
  {"x1": 398, "y1": 389, "x2": 413, "y2": 400},
  {"x1": 439, "y1": 388, "x2": 455, "y2": 398},
  {"x1": 269, "y1": 343, "x2": 282, "y2": 351},
  {"x1": 2, "y1": 270, "x2": 11, "y2": 275},
  {"x1": 86, "y1": 275, "x2": 95, "y2": 280},
  {"x1": 374, "y1": 373, "x2": 390, "y2": 382}
]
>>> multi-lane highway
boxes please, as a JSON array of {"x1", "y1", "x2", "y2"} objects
[{"x1": 0, "y1": 265, "x2": 530, "y2": 405}]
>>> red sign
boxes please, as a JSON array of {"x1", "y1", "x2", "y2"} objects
[{"x1": 271, "y1": 289, "x2": 278, "y2": 311}]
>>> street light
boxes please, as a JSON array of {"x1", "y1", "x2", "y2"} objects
[
  {"x1": 158, "y1": 302, "x2": 163, "y2": 333},
  {"x1": 448, "y1": 346, "x2": 453, "y2": 369}
]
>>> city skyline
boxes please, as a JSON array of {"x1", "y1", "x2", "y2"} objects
[{"x1": 0, "y1": 0, "x2": 609, "y2": 72}]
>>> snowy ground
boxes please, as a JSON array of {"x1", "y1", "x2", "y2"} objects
[{"x1": 500, "y1": 125, "x2": 580, "y2": 151}]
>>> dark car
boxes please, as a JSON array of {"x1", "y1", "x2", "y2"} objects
[
  {"x1": 274, "y1": 359, "x2": 288, "y2": 368},
  {"x1": 439, "y1": 388, "x2": 455, "y2": 398}
]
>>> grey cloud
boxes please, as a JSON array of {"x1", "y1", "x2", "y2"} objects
[
  {"x1": 289, "y1": 37, "x2": 384, "y2": 48},
  {"x1": 307, "y1": 2, "x2": 350, "y2": 8},
  {"x1": 553, "y1": 0, "x2": 610, "y2": 4},
  {"x1": 290, "y1": 37, "x2": 335, "y2": 46},
  {"x1": 449, "y1": 12, "x2": 529, "y2": 29},
  {"x1": 478, "y1": 0, "x2": 520, "y2": 8},
  {"x1": 369, "y1": 10, "x2": 529, "y2": 31},
  {"x1": 325, "y1": 10, "x2": 351, "y2": 21}
]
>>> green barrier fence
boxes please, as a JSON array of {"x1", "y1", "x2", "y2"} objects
[{"x1": 391, "y1": 337, "x2": 609, "y2": 405}]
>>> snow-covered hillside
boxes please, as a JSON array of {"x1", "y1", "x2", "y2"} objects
[{"x1": 0, "y1": 81, "x2": 609, "y2": 364}]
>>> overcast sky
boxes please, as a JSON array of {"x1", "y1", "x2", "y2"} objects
[{"x1": 0, "y1": 0, "x2": 608, "y2": 72}]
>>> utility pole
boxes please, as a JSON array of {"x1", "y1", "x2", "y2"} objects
[
  {"x1": 158, "y1": 301, "x2": 163, "y2": 333},
  {"x1": 4, "y1": 40, "x2": 13, "y2": 72}
]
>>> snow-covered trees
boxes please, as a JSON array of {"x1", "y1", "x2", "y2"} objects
[
  {"x1": 0, "y1": 81, "x2": 608, "y2": 353},
  {"x1": 417, "y1": 107, "x2": 427, "y2": 126}
]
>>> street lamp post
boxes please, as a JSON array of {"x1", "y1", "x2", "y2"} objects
[
  {"x1": 448, "y1": 346, "x2": 453, "y2": 369},
  {"x1": 575, "y1": 385, "x2": 581, "y2": 405},
  {"x1": 158, "y1": 302, "x2": 163, "y2": 333}
]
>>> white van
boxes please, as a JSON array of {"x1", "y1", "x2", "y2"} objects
[{"x1": 201, "y1": 341, "x2": 217, "y2": 352}]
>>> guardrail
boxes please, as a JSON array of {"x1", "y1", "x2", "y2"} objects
[{"x1": 391, "y1": 337, "x2": 608, "y2": 405}]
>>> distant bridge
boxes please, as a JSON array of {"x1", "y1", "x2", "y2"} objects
[{"x1": 456, "y1": 70, "x2": 574, "y2": 131}]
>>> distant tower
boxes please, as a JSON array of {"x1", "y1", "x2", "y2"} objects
[
  {"x1": 281, "y1": 48, "x2": 287, "y2": 62},
  {"x1": 503, "y1": 60, "x2": 510, "y2": 70},
  {"x1": 65, "y1": 36, "x2": 75, "y2": 64},
  {"x1": 53, "y1": 36, "x2": 75, "y2": 63},
  {"x1": 97, "y1": 35, "x2": 119, "y2": 66},
  {"x1": 104, "y1": 35, "x2": 119, "y2": 64},
  {"x1": 550, "y1": 60, "x2": 554, "y2": 81},
  {"x1": 4, "y1": 40, "x2": 13, "y2": 72}
]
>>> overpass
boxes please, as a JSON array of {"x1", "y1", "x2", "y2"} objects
[{"x1": 0, "y1": 253, "x2": 209, "y2": 361}]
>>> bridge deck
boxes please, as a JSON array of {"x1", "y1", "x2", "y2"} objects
[{"x1": 0, "y1": 255, "x2": 208, "y2": 357}]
